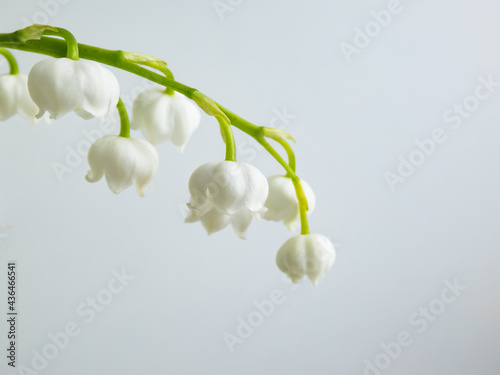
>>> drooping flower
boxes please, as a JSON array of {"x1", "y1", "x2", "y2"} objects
[
  {"x1": 28, "y1": 58, "x2": 120, "y2": 120},
  {"x1": 85, "y1": 135, "x2": 159, "y2": 197},
  {"x1": 264, "y1": 175, "x2": 315, "y2": 231},
  {"x1": 185, "y1": 161, "x2": 269, "y2": 239},
  {"x1": 131, "y1": 87, "x2": 200, "y2": 151},
  {"x1": 0, "y1": 74, "x2": 38, "y2": 123},
  {"x1": 276, "y1": 234, "x2": 336, "y2": 285}
]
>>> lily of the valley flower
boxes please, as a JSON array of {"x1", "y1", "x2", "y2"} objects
[
  {"x1": 264, "y1": 175, "x2": 315, "y2": 231},
  {"x1": 276, "y1": 234, "x2": 336, "y2": 285},
  {"x1": 0, "y1": 74, "x2": 38, "y2": 123},
  {"x1": 28, "y1": 58, "x2": 120, "y2": 120},
  {"x1": 131, "y1": 87, "x2": 200, "y2": 151},
  {"x1": 85, "y1": 135, "x2": 159, "y2": 197},
  {"x1": 185, "y1": 161, "x2": 268, "y2": 239}
]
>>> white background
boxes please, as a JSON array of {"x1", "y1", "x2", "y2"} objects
[{"x1": 1, "y1": 0, "x2": 500, "y2": 374}]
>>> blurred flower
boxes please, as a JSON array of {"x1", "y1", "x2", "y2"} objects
[
  {"x1": 185, "y1": 161, "x2": 268, "y2": 239},
  {"x1": 0, "y1": 74, "x2": 38, "y2": 123},
  {"x1": 85, "y1": 135, "x2": 159, "y2": 197},
  {"x1": 264, "y1": 175, "x2": 315, "y2": 231},
  {"x1": 131, "y1": 87, "x2": 200, "y2": 151},
  {"x1": 276, "y1": 234, "x2": 336, "y2": 285},
  {"x1": 28, "y1": 58, "x2": 119, "y2": 120}
]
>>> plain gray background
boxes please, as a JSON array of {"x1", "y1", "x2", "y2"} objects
[{"x1": 1, "y1": 0, "x2": 499, "y2": 374}]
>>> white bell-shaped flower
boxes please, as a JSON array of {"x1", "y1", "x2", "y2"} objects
[
  {"x1": 0, "y1": 74, "x2": 38, "y2": 123},
  {"x1": 276, "y1": 234, "x2": 336, "y2": 285},
  {"x1": 131, "y1": 87, "x2": 200, "y2": 151},
  {"x1": 264, "y1": 175, "x2": 315, "y2": 231},
  {"x1": 28, "y1": 58, "x2": 120, "y2": 120},
  {"x1": 185, "y1": 161, "x2": 269, "y2": 239},
  {"x1": 85, "y1": 135, "x2": 159, "y2": 197}
]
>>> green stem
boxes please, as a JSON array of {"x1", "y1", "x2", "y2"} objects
[
  {"x1": 0, "y1": 36, "x2": 196, "y2": 97},
  {"x1": 218, "y1": 117, "x2": 236, "y2": 161},
  {"x1": 117, "y1": 98, "x2": 130, "y2": 138},
  {"x1": 0, "y1": 48, "x2": 19, "y2": 74},
  {"x1": 292, "y1": 178, "x2": 310, "y2": 235},
  {"x1": 270, "y1": 137, "x2": 296, "y2": 174},
  {"x1": 138, "y1": 60, "x2": 175, "y2": 95},
  {"x1": 257, "y1": 136, "x2": 310, "y2": 235},
  {"x1": 43, "y1": 28, "x2": 79, "y2": 60},
  {"x1": 156, "y1": 66, "x2": 175, "y2": 95}
]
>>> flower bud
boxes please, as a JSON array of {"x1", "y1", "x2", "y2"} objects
[
  {"x1": 28, "y1": 58, "x2": 120, "y2": 120},
  {"x1": 85, "y1": 135, "x2": 159, "y2": 197},
  {"x1": 0, "y1": 74, "x2": 38, "y2": 123},
  {"x1": 131, "y1": 87, "x2": 200, "y2": 151},
  {"x1": 264, "y1": 175, "x2": 315, "y2": 231},
  {"x1": 185, "y1": 161, "x2": 268, "y2": 239},
  {"x1": 276, "y1": 234, "x2": 336, "y2": 285}
]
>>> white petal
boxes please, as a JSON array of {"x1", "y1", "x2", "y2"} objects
[
  {"x1": 230, "y1": 208, "x2": 254, "y2": 239},
  {"x1": 264, "y1": 175, "x2": 315, "y2": 231},
  {"x1": 209, "y1": 161, "x2": 247, "y2": 214},
  {"x1": 185, "y1": 161, "x2": 268, "y2": 237},
  {"x1": 200, "y1": 208, "x2": 231, "y2": 235},
  {"x1": 265, "y1": 175, "x2": 298, "y2": 222},
  {"x1": 132, "y1": 87, "x2": 173, "y2": 143},
  {"x1": 276, "y1": 234, "x2": 336, "y2": 285},
  {"x1": 28, "y1": 58, "x2": 119, "y2": 120},
  {"x1": 169, "y1": 94, "x2": 200, "y2": 151},
  {"x1": 240, "y1": 162, "x2": 269, "y2": 214},
  {"x1": 276, "y1": 235, "x2": 307, "y2": 283},
  {"x1": 85, "y1": 135, "x2": 159, "y2": 196},
  {"x1": 0, "y1": 74, "x2": 38, "y2": 123},
  {"x1": 0, "y1": 75, "x2": 17, "y2": 120},
  {"x1": 131, "y1": 88, "x2": 200, "y2": 150},
  {"x1": 188, "y1": 161, "x2": 219, "y2": 208}
]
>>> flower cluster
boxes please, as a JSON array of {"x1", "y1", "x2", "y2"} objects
[{"x1": 0, "y1": 26, "x2": 337, "y2": 285}]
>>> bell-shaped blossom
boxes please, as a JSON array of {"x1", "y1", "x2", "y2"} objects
[
  {"x1": 185, "y1": 161, "x2": 268, "y2": 239},
  {"x1": 264, "y1": 175, "x2": 315, "y2": 231},
  {"x1": 28, "y1": 58, "x2": 119, "y2": 120},
  {"x1": 131, "y1": 87, "x2": 200, "y2": 151},
  {"x1": 276, "y1": 234, "x2": 336, "y2": 285},
  {"x1": 0, "y1": 74, "x2": 38, "y2": 123},
  {"x1": 85, "y1": 135, "x2": 159, "y2": 197}
]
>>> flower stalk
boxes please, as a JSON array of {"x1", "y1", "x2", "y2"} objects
[
  {"x1": 0, "y1": 48, "x2": 19, "y2": 75},
  {"x1": 117, "y1": 98, "x2": 130, "y2": 138},
  {"x1": 43, "y1": 27, "x2": 79, "y2": 60}
]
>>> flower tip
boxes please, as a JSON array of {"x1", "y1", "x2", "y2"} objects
[
  {"x1": 85, "y1": 172, "x2": 96, "y2": 183},
  {"x1": 284, "y1": 220, "x2": 299, "y2": 232},
  {"x1": 309, "y1": 276, "x2": 320, "y2": 286},
  {"x1": 236, "y1": 231, "x2": 247, "y2": 240},
  {"x1": 289, "y1": 275, "x2": 302, "y2": 284}
]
